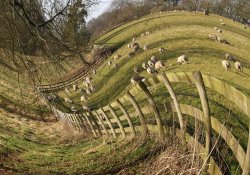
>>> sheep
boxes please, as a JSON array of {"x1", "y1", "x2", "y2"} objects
[
  {"x1": 81, "y1": 95, "x2": 87, "y2": 102},
  {"x1": 221, "y1": 23, "x2": 225, "y2": 26},
  {"x1": 143, "y1": 45, "x2": 148, "y2": 51},
  {"x1": 82, "y1": 104, "x2": 89, "y2": 110},
  {"x1": 221, "y1": 60, "x2": 231, "y2": 71},
  {"x1": 142, "y1": 62, "x2": 148, "y2": 69},
  {"x1": 159, "y1": 11, "x2": 162, "y2": 15},
  {"x1": 128, "y1": 43, "x2": 132, "y2": 48},
  {"x1": 141, "y1": 33, "x2": 145, "y2": 37},
  {"x1": 128, "y1": 51, "x2": 135, "y2": 58},
  {"x1": 234, "y1": 61, "x2": 243, "y2": 71},
  {"x1": 64, "y1": 97, "x2": 72, "y2": 103},
  {"x1": 114, "y1": 55, "x2": 120, "y2": 60},
  {"x1": 225, "y1": 53, "x2": 237, "y2": 62},
  {"x1": 147, "y1": 67, "x2": 158, "y2": 75},
  {"x1": 208, "y1": 34, "x2": 217, "y2": 40},
  {"x1": 83, "y1": 81, "x2": 89, "y2": 88},
  {"x1": 93, "y1": 69, "x2": 96, "y2": 74},
  {"x1": 132, "y1": 37, "x2": 136, "y2": 42},
  {"x1": 177, "y1": 55, "x2": 188, "y2": 64},
  {"x1": 86, "y1": 88, "x2": 92, "y2": 95},
  {"x1": 132, "y1": 42, "x2": 139, "y2": 48},
  {"x1": 155, "y1": 60, "x2": 165, "y2": 70},
  {"x1": 80, "y1": 88, "x2": 86, "y2": 94},
  {"x1": 145, "y1": 31, "x2": 150, "y2": 35},
  {"x1": 133, "y1": 45, "x2": 140, "y2": 52},
  {"x1": 243, "y1": 26, "x2": 247, "y2": 29},
  {"x1": 108, "y1": 60, "x2": 112, "y2": 66},
  {"x1": 159, "y1": 48, "x2": 165, "y2": 54},
  {"x1": 214, "y1": 27, "x2": 218, "y2": 30},
  {"x1": 89, "y1": 85, "x2": 95, "y2": 92},
  {"x1": 65, "y1": 87, "x2": 70, "y2": 94},
  {"x1": 72, "y1": 84, "x2": 78, "y2": 91},
  {"x1": 151, "y1": 56, "x2": 157, "y2": 63},
  {"x1": 85, "y1": 77, "x2": 92, "y2": 84},
  {"x1": 217, "y1": 37, "x2": 230, "y2": 44},
  {"x1": 47, "y1": 95, "x2": 52, "y2": 101},
  {"x1": 134, "y1": 67, "x2": 140, "y2": 74},
  {"x1": 114, "y1": 63, "x2": 119, "y2": 69},
  {"x1": 217, "y1": 29, "x2": 222, "y2": 33},
  {"x1": 220, "y1": 18, "x2": 223, "y2": 22},
  {"x1": 131, "y1": 74, "x2": 146, "y2": 85},
  {"x1": 71, "y1": 106, "x2": 78, "y2": 113},
  {"x1": 148, "y1": 60, "x2": 155, "y2": 68}
]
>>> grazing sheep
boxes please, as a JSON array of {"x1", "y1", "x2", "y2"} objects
[
  {"x1": 148, "y1": 60, "x2": 155, "y2": 68},
  {"x1": 147, "y1": 67, "x2": 158, "y2": 75},
  {"x1": 85, "y1": 77, "x2": 91, "y2": 84},
  {"x1": 151, "y1": 56, "x2": 157, "y2": 63},
  {"x1": 114, "y1": 54, "x2": 121, "y2": 60},
  {"x1": 159, "y1": 48, "x2": 165, "y2": 54},
  {"x1": 243, "y1": 26, "x2": 247, "y2": 29},
  {"x1": 146, "y1": 31, "x2": 150, "y2": 35},
  {"x1": 108, "y1": 60, "x2": 112, "y2": 66},
  {"x1": 221, "y1": 23, "x2": 225, "y2": 26},
  {"x1": 65, "y1": 87, "x2": 70, "y2": 94},
  {"x1": 234, "y1": 61, "x2": 243, "y2": 71},
  {"x1": 128, "y1": 51, "x2": 135, "y2": 58},
  {"x1": 208, "y1": 34, "x2": 217, "y2": 40},
  {"x1": 93, "y1": 69, "x2": 96, "y2": 74},
  {"x1": 83, "y1": 81, "x2": 89, "y2": 88},
  {"x1": 89, "y1": 85, "x2": 95, "y2": 92},
  {"x1": 64, "y1": 97, "x2": 72, "y2": 103},
  {"x1": 47, "y1": 95, "x2": 52, "y2": 101},
  {"x1": 71, "y1": 106, "x2": 78, "y2": 113},
  {"x1": 133, "y1": 45, "x2": 140, "y2": 52},
  {"x1": 114, "y1": 63, "x2": 119, "y2": 69},
  {"x1": 73, "y1": 84, "x2": 78, "y2": 91},
  {"x1": 86, "y1": 88, "x2": 92, "y2": 95},
  {"x1": 82, "y1": 105, "x2": 89, "y2": 110},
  {"x1": 132, "y1": 37, "x2": 136, "y2": 42},
  {"x1": 131, "y1": 74, "x2": 146, "y2": 85},
  {"x1": 155, "y1": 60, "x2": 165, "y2": 70},
  {"x1": 81, "y1": 95, "x2": 87, "y2": 102},
  {"x1": 128, "y1": 43, "x2": 132, "y2": 48},
  {"x1": 177, "y1": 55, "x2": 188, "y2": 64},
  {"x1": 214, "y1": 27, "x2": 218, "y2": 30},
  {"x1": 134, "y1": 67, "x2": 140, "y2": 74},
  {"x1": 217, "y1": 37, "x2": 230, "y2": 44},
  {"x1": 143, "y1": 45, "x2": 148, "y2": 51},
  {"x1": 225, "y1": 53, "x2": 237, "y2": 62},
  {"x1": 217, "y1": 29, "x2": 222, "y2": 33},
  {"x1": 141, "y1": 33, "x2": 145, "y2": 37},
  {"x1": 221, "y1": 60, "x2": 231, "y2": 71},
  {"x1": 220, "y1": 18, "x2": 223, "y2": 22},
  {"x1": 142, "y1": 62, "x2": 148, "y2": 69},
  {"x1": 132, "y1": 42, "x2": 139, "y2": 47}
]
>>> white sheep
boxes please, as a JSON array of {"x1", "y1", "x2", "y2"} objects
[
  {"x1": 64, "y1": 97, "x2": 72, "y2": 103},
  {"x1": 143, "y1": 45, "x2": 148, "y2": 51},
  {"x1": 93, "y1": 69, "x2": 96, "y2": 74},
  {"x1": 217, "y1": 29, "x2": 222, "y2": 33},
  {"x1": 142, "y1": 62, "x2": 148, "y2": 69},
  {"x1": 147, "y1": 67, "x2": 158, "y2": 75},
  {"x1": 82, "y1": 105, "x2": 89, "y2": 110},
  {"x1": 132, "y1": 37, "x2": 136, "y2": 42},
  {"x1": 134, "y1": 67, "x2": 140, "y2": 74},
  {"x1": 81, "y1": 95, "x2": 87, "y2": 102},
  {"x1": 71, "y1": 106, "x2": 77, "y2": 113},
  {"x1": 155, "y1": 60, "x2": 165, "y2": 70},
  {"x1": 146, "y1": 31, "x2": 150, "y2": 35},
  {"x1": 220, "y1": 18, "x2": 223, "y2": 22},
  {"x1": 159, "y1": 48, "x2": 165, "y2": 54},
  {"x1": 114, "y1": 54, "x2": 121, "y2": 60},
  {"x1": 86, "y1": 88, "x2": 92, "y2": 95},
  {"x1": 221, "y1": 23, "x2": 225, "y2": 26},
  {"x1": 208, "y1": 34, "x2": 217, "y2": 40},
  {"x1": 151, "y1": 56, "x2": 157, "y2": 63},
  {"x1": 221, "y1": 60, "x2": 231, "y2": 71},
  {"x1": 85, "y1": 77, "x2": 91, "y2": 84},
  {"x1": 108, "y1": 60, "x2": 112, "y2": 66},
  {"x1": 217, "y1": 37, "x2": 229, "y2": 44},
  {"x1": 243, "y1": 26, "x2": 247, "y2": 29},
  {"x1": 83, "y1": 81, "x2": 89, "y2": 88},
  {"x1": 148, "y1": 60, "x2": 155, "y2": 68},
  {"x1": 177, "y1": 55, "x2": 188, "y2": 64},
  {"x1": 214, "y1": 27, "x2": 218, "y2": 30},
  {"x1": 234, "y1": 61, "x2": 243, "y2": 71},
  {"x1": 72, "y1": 84, "x2": 78, "y2": 91},
  {"x1": 89, "y1": 85, "x2": 95, "y2": 92},
  {"x1": 65, "y1": 87, "x2": 70, "y2": 94},
  {"x1": 141, "y1": 33, "x2": 145, "y2": 37},
  {"x1": 128, "y1": 43, "x2": 132, "y2": 48}
]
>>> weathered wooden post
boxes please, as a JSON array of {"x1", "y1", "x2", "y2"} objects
[
  {"x1": 93, "y1": 110, "x2": 108, "y2": 135},
  {"x1": 160, "y1": 73, "x2": 185, "y2": 135},
  {"x1": 89, "y1": 111, "x2": 102, "y2": 136},
  {"x1": 137, "y1": 81, "x2": 164, "y2": 139},
  {"x1": 100, "y1": 108, "x2": 117, "y2": 138},
  {"x1": 83, "y1": 113, "x2": 97, "y2": 137},
  {"x1": 243, "y1": 123, "x2": 250, "y2": 175},
  {"x1": 192, "y1": 71, "x2": 211, "y2": 174},
  {"x1": 126, "y1": 90, "x2": 148, "y2": 135},
  {"x1": 108, "y1": 104, "x2": 126, "y2": 138},
  {"x1": 116, "y1": 99, "x2": 136, "y2": 137}
]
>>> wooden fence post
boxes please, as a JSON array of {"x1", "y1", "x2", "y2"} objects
[
  {"x1": 100, "y1": 107, "x2": 117, "y2": 138},
  {"x1": 160, "y1": 73, "x2": 185, "y2": 134},
  {"x1": 93, "y1": 110, "x2": 108, "y2": 135},
  {"x1": 108, "y1": 104, "x2": 126, "y2": 138},
  {"x1": 192, "y1": 71, "x2": 211, "y2": 174},
  {"x1": 116, "y1": 99, "x2": 136, "y2": 137},
  {"x1": 83, "y1": 113, "x2": 97, "y2": 137},
  {"x1": 137, "y1": 81, "x2": 164, "y2": 139},
  {"x1": 89, "y1": 111, "x2": 102, "y2": 136},
  {"x1": 243, "y1": 123, "x2": 250, "y2": 175},
  {"x1": 126, "y1": 90, "x2": 148, "y2": 135}
]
